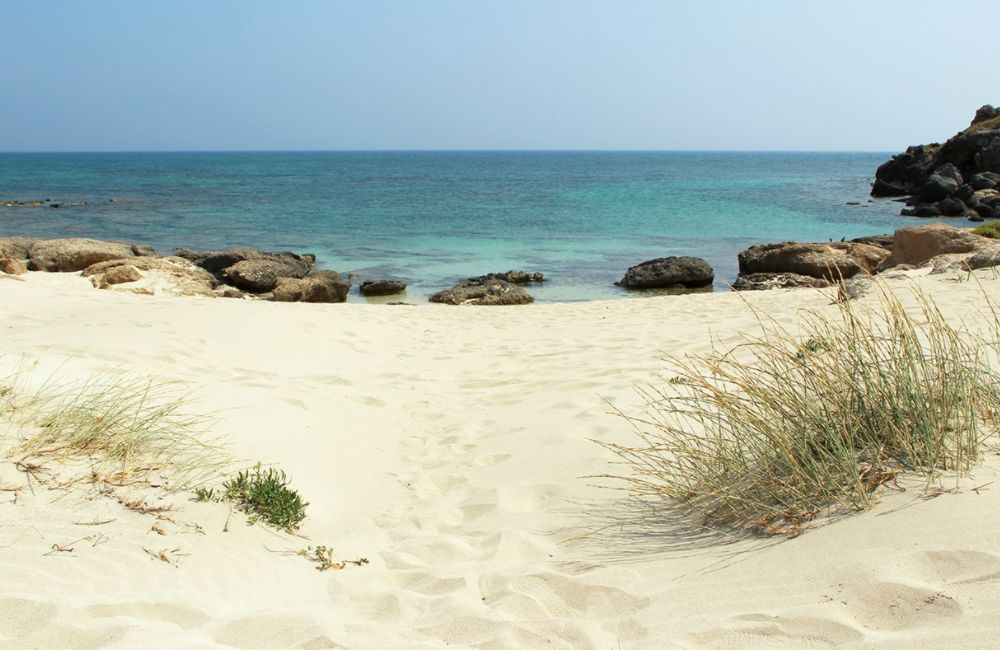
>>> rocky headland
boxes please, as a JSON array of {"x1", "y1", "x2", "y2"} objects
[{"x1": 872, "y1": 105, "x2": 1000, "y2": 221}]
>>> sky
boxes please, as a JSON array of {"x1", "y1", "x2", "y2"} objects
[{"x1": 2, "y1": 1, "x2": 999, "y2": 152}]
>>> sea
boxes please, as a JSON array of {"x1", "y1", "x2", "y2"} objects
[{"x1": 0, "y1": 151, "x2": 908, "y2": 302}]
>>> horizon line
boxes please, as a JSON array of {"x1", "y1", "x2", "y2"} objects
[{"x1": 0, "y1": 147, "x2": 895, "y2": 155}]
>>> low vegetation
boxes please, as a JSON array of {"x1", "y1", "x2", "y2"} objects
[
  {"x1": 600, "y1": 284, "x2": 1000, "y2": 535},
  {"x1": 973, "y1": 221, "x2": 1000, "y2": 239},
  {"x1": 196, "y1": 463, "x2": 307, "y2": 533},
  {"x1": 2, "y1": 372, "x2": 225, "y2": 490}
]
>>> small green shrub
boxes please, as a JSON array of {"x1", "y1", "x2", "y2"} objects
[
  {"x1": 219, "y1": 463, "x2": 307, "y2": 532},
  {"x1": 973, "y1": 221, "x2": 1000, "y2": 239}
]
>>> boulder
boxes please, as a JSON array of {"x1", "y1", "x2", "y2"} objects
[
  {"x1": 0, "y1": 257, "x2": 27, "y2": 275},
  {"x1": 359, "y1": 279, "x2": 407, "y2": 296},
  {"x1": 737, "y1": 241, "x2": 889, "y2": 280},
  {"x1": 181, "y1": 247, "x2": 315, "y2": 278},
  {"x1": 271, "y1": 271, "x2": 350, "y2": 303},
  {"x1": 222, "y1": 257, "x2": 313, "y2": 293},
  {"x1": 28, "y1": 238, "x2": 136, "y2": 272},
  {"x1": 938, "y1": 197, "x2": 967, "y2": 216},
  {"x1": 618, "y1": 256, "x2": 714, "y2": 290},
  {"x1": 468, "y1": 271, "x2": 544, "y2": 284},
  {"x1": 881, "y1": 222, "x2": 987, "y2": 268},
  {"x1": 970, "y1": 172, "x2": 1000, "y2": 191},
  {"x1": 850, "y1": 234, "x2": 893, "y2": 250},
  {"x1": 0, "y1": 237, "x2": 35, "y2": 260},
  {"x1": 917, "y1": 170, "x2": 961, "y2": 203},
  {"x1": 430, "y1": 278, "x2": 533, "y2": 305},
  {"x1": 731, "y1": 273, "x2": 830, "y2": 291},
  {"x1": 102, "y1": 265, "x2": 142, "y2": 285}
]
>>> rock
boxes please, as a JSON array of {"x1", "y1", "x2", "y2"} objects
[
  {"x1": 976, "y1": 137, "x2": 1000, "y2": 174},
  {"x1": 81, "y1": 256, "x2": 217, "y2": 297},
  {"x1": 185, "y1": 247, "x2": 315, "y2": 278},
  {"x1": 102, "y1": 265, "x2": 142, "y2": 285},
  {"x1": 881, "y1": 222, "x2": 987, "y2": 268},
  {"x1": 271, "y1": 271, "x2": 350, "y2": 303},
  {"x1": 737, "y1": 241, "x2": 889, "y2": 280},
  {"x1": 430, "y1": 278, "x2": 533, "y2": 305},
  {"x1": 955, "y1": 184, "x2": 975, "y2": 202},
  {"x1": 0, "y1": 237, "x2": 35, "y2": 260},
  {"x1": 917, "y1": 170, "x2": 961, "y2": 203},
  {"x1": 872, "y1": 144, "x2": 942, "y2": 197},
  {"x1": 214, "y1": 286, "x2": 246, "y2": 299},
  {"x1": 0, "y1": 257, "x2": 27, "y2": 275},
  {"x1": 468, "y1": 271, "x2": 544, "y2": 284},
  {"x1": 731, "y1": 273, "x2": 830, "y2": 291},
  {"x1": 618, "y1": 256, "x2": 714, "y2": 290},
  {"x1": 221, "y1": 256, "x2": 314, "y2": 293},
  {"x1": 28, "y1": 238, "x2": 136, "y2": 272},
  {"x1": 131, "y1": 244, "x2": 157, "y2": 257},
  {"x1": 359, "y1": 279, "x2": 407, "y2": 296},
  {"x1": 938, "y1": 197, "x2": 967, "y2": 216},
  {"x1": 960, "y1": 246, "x2": 1000, "y2": 271},
  {"x1": 850, "y1": 234, "x2": 894, "y2": 250},
  {"x1": 971, "y1": 172, "x2": 1000, "y2": 190}
]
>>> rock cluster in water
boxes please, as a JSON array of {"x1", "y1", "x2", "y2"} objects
[{"x1": 872, "y1": 105, "x2": 1000, "y2": 221}]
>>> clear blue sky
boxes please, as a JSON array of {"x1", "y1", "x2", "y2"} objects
[{"x1": 2, "y1": 1, "x2": 998, "y2": 152}]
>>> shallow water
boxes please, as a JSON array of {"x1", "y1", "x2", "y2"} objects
[{"x1": 0, "y1": 151, "x2": 909, "y2": 301}]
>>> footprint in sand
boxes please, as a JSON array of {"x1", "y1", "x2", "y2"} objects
[
  {"x1": 0, "y1": 597, "x2": 58, "y2": 638},
  {"x1": 693, "y1": 613, "x2": 864, "y2": 646},
  {"x1": 919, "y1": 549, "x2": 1000, "y2": 585},
  {"x1": 844, "y1": 581, "x2": 962, "y2": 631},
  {"x1": 211, "y1": 613, "x2": 336, "y2": 650},
  {"x1": 77, "y1": 600, "x2": 209, "y2": 630}
]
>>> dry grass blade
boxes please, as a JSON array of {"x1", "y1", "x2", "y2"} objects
[{"x1": 599, "y1": 282, "x2": 1000, "y2": 535}]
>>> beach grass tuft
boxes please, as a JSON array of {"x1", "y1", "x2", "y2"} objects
[
  {"x1": 599, "y1": 284, "x2": 1000, "y2": 535},
  {"x1": 3, "y1": 372, "x2": 226, "y2": 490},
  {"x1": 972, "y1": 221, "x2": 1000, "y2": 239}
]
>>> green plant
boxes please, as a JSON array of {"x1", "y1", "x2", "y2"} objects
[
  {"x1": 599, "y1": 285, "x2": 1000, "y2": 535},
  {"x1": 972, "y1": 221, "x2": 1000, "y2": 239},
  {"x1": 221, "y1": 463, "x2": 307, "y2": 532}
]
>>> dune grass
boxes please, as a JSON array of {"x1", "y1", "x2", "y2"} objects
[
  {"x1": 600, "y1": 284, "x2": 1000, "y2": 535},
  {"x1": 1, "y1": 371, "x2": 226, "y2": 490},
  {"x1": 972, "y1": 221, "x2": 1000, "y2": 239}
]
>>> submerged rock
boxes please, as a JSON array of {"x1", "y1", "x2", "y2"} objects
[
  {"x1": 430, "y1": 278, "x2": 533, "y2": 305},
  {"x1": 359, "y1": 279, "x2": 407, "y2": 296}
]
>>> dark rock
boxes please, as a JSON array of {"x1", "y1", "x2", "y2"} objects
[
  {"x1": 918, "y1": 171, "x2": 960, "y2": 203},
  {"x1": 618, "y1": 256, "x2": 714, "y2": 290},
  {"x1": 955, "y1": 184, "x2": 975, "y2": 201},
  {"x1": 971, "y1": 172, "x2": 1000, "y2": 190},
  {"x1": 359, "y1": 279, "x2": 407, "y2": 296},
  {"x1": 976, "y1": 137, "x2": 1000, "y2": 174},
  {"x1": 29, "y1": 238, "x2": 135, "y2": 272},
  {"x1": 737, "y1": 241, "x2": 889, "y2": 280},
  {"x1": 468, "y1": 270, "x2": 544, "y2": 284},
  {"x1": 131, "y1": 244, "x2": 157, "y2": 257},
  {"x1": 872, "y1": 178, "x2": 909, "y2": 197},
  {"x1": 938, "y1": 197, "x2": 967, "y2": 216},
  {"x1": 974, "y1": 204, "x2": 994, "y2": 218},
  {"x1": 223, "y1": 259, "x2": 284, "y2": 292},
  {"x1": 272, "y1": 271, "x2": 350, "y2": 303},
  {"x1": 849, "y1": 234, "x2": 893, "y2": 250},
  {"x1": 973, "y1": 105, "x2": 1000, "y2": 125},
  {"x1": 731, "y1": 273, "x2": 830, "y2": 291},
  {"x1": 430, "y1": 278, "x2": 533, "y2": 305}
]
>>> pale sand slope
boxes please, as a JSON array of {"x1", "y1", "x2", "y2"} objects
[{"x1": 1, "y1": 269, "x2": 1000, "y2": 649}]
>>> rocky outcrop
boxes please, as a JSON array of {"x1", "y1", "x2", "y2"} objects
[
  {"x1": 359, "y1": 279, "x2": 407, "y2": 296},
  {"x1": 28, "y1": 238, "x2": 144, "y2": 272},
  {"x1": 81, "y1": 256, "x2": 218, "y2": 297},
  {"x1": 731, "y1": 273, "x2": 830, "y2": 291},
  {"x1": 430, "y1": 278, "x2": 533, "y2": 305},
  {"x1": 737, "y1": 241, "x2": 889, "y2": 281},
  {"x1": 618, "y1": 256, "x2": 714, "y2": 290},
  {"x1": 872, "y1": 105, "x2": 1000, "y2": 220},
  {"x1": 272, "y1": 271, "x2": 351, "y2": 303},
  {"x1": 879, "y1": 222, "x2": 987, "y2": 268},
  {"x1": 468, "y1": 271, "x2": 544, "y2": 284},
  {"x1": 0, "y1": 237, "x2": 35, "y2": 260}
]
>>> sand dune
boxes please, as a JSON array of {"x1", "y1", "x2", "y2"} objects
[{"x1": 1, "y1": 269, "x2": 999, "y2": 648}]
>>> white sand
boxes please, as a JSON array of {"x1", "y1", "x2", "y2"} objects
[{"x1": 1, "y1": 269, "x2": 1000, "y2": 648}]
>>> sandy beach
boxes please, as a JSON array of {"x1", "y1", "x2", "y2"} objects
[{"x1": 0, "y1": 268, "x2": 998, "y2": 649}]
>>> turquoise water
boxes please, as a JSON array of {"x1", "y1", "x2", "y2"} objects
[{"x1": 0, "y1": 151, "x2": 904, "y2": 301}]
